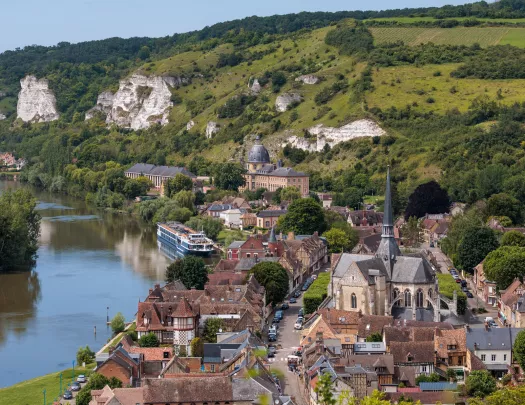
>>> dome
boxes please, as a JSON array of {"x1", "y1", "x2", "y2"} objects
[{"x1": 247, "y1": 135, "x2": 270, "y2": 163}]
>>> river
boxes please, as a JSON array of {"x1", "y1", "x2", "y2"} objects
[{"x1": 0, "y1": 180, "x2": 171, "y2": 387}]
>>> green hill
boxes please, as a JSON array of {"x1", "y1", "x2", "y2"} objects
[{"x1": 3, "y1": 1, "x2": 525, "y2": 216}]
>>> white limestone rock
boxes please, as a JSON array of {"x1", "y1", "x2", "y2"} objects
[
  {"x1": 283, "y1": 119, "x2": 386, "y2": 152},
  {"x1": 17, "y1": 75, "x2": 59, "y2": 123},
  {"x1": 206, "y1": 121, "x2": 220, "y2": 139},
  {"x1": 186, "y1": 120, "x2": 195, "y2": 131},
  {"x1": 0, "y1": 113, "x2": 6, "y2": 121},
  {"x1": 295, "y1": 75, "x2": 319, "y2": 85},
  {"x1": 93, "y1": 74, "x2": 184, "y2": 130},
  {"x1": 249, "y1": 78, "x2": 262, "y2": 95},
  {"x1": 85, "y1": 91, "x2": 114, "y2": 120},
  {"x1": 275, "y1": 93, "x2": 302, "y2": 112}
]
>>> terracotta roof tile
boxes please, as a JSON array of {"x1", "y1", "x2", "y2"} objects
[
  {"x1": 435, "y1": 328, "x2": 466, "y2": 358},
  {"x1": 390, "y1": 341, "x2": 435, "y2": 364},
  {"x1": 127, "y1": 347, "x2": 172, "y2": 362},
  {"x1": 358, "y1": 315, "x2": 393, "y2": 338},
  {"x1": 143, "y1": 376, "x2": 233, "y2": 402}
]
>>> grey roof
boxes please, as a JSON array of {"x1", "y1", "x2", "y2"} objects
[
  {"x1": 235, "y1": 257, "x2": 279, "y2": 271},
  {"x1": 203, "y1": 343, "x2": 241, "y2": 363},
  {"x1": 257, "y1": 209, "x2": 287, "y2": 218},
  {"x1": 333, "y1": 254, "x2": 372, "y2": 278},
  {"x1": 268, "y1": 167, "x2": 307, "y2": 177},
  {"x1": 391, "y1": 256, "x2": 435, "y2": 284},
  {"x1": 486, "y1": 363, "x2": 510, "y2": 370},
  {"x1": 419, "y1": 382, "x2": 457, "y2": 391},
  {"x1": 248, "y1": 136, "x2": 270, "y2": 163},
  {"x1": 353, "y1": 342, "x2": 386, "y2": 353},
  {"x1": 209, "y1": 204, "x2": 233, "y2": 211},
  {"x1": 126, "y1": 163, "x2": 196, "y2": 178},
  {"x1": 228, "y1": 241, "x2": 245, "y2": 249},
  {"x1": 233, "y1": 377, "x2": 275, "y2": 402},
  {"x1": 467, "y1": 327, "x2": 519, "y2": 351}
]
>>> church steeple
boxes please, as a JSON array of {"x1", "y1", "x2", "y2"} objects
[{"x1": 376, "y1": 166, "x2": 401, "y2": 274}]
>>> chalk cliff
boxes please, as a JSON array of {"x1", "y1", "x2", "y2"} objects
[
  {"x1": 283, "y1": 119, "x2": 385, "y2": 152},
  {"x1": 206, "y1": 121, "x2": 220, "y2": 138},
  {"x1": 275, "y1": 93, "x2": 302, "y2": 112},
  {"x1": 86, "y1": 74, "x2": 186, "y2": 130},
  {"x1": 17, "y1": 76, "x2": 60, "y2": 123},
  {"x1": 295, "y1": 75, "x2": 319, "y2": 84}
]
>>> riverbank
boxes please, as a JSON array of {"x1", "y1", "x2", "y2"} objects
[{"x1": 0, "y1": 363, "x2": 95, "y2": 405}]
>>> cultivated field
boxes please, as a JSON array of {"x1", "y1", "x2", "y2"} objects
[{"x1": 369, "y1": 27, "x2": 525, "y2": 47}]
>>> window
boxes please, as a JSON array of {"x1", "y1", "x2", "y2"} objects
[
  {"x1": 481, "y1": 354, "x2": 486, "y2": 361},
  {"x1": 211, "y1": 364, "x2": 215, "y2": 372},
  {"x1": 407, "y1": 356, "x2": 413, "y2": 362},
  {"x1": 351, "y1": 293, "x2": 357, "y2": 309},
  {"x1": 491, "y1": 354, "x2": 496, "y2": 361},
  {"x1": 422, "y1": 366, "x2": 427, "y2": 372},
  {"x1": 393, "y1": 288, "x2": 401, "y2": 306},
  {"x1": 447, "y1": 345, "x2": 457, "y2": 350},
  {"x1": 504, "y1": 354, "x2": 507, "y2": 361},
  {"x1": 372, "y1": 344, "x2": 381, "y2": 348},
  {"x1": 404, "y1": 289, "x2": 412, "y2": 308},
  {"x1": 416, "y1": 289, "x2": 424, "y2": 308}
]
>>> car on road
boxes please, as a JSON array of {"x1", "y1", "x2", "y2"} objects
[
  {"x1": 299, "y1": 308, "x2": 304, "y2": 316},
  {"x1": 269, "y1": 326, "x2": 277, "y2": 335},
  {"x1": 268, "y1": 346, "x2": 276, "y2": 357},
  {"x1": 293, "y1": 290, "x2": 301, "y2": 298},
  {"x1": 461, "y1": 286, "x2": 469, "y2": 293},
  {"x1": 268, "y1": 333, "x2": 277, "y2": 342},
  {"x1": 461, "y1": 280, "x2": 468, "y2": 287},
  {"x1": 63, "y1": 391, "x2": 73, "y2": 400},
  {"x1": 466, "y1": 291, "x2": 473, "y2": 298},
  {"x1": 301, "y1": 284, "x2": 309, "y2": 291},
  {"x1": 455, "y1": 278, "x2": 462, "y2": 283},
  {"x1": 272, "y1": 316, "x2": 280, "y2": 323},
  {"x1": 77, "y1": 374, "x2": 87, "y2": 383},
  {"x1": 281, "y1": 303, "x2": 289, "y2": 310},
  {"x1": 294, "y1": 320, "x2": 303, "y2": 330},
  {"x1": 311, "y1": 275, "x2": 317, "y2": 280},
  {"x1": 71, "y1": 382, "x2": 81, "y2": 391},
  {"x1": 275, "y1": 310, "x2": 284, "y2": 320},
  {"x1": 289, "y1": 297, "x2": 297, "y2": 304}
]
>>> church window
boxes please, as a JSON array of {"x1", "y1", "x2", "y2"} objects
[
  {"x1": 428, "y1": 289, "x2": 433, "y2": 299},
  {"x1": 393, "y1": 288, "x2": 401, "y2": 306},
  {"x1": 404, "y1": 289, "x2": 412, "y2": 307},
  {"x1": 416, "y1": 289, "x2": 424, "y2": 308},
  {"x1": 351, "y1": 293, "x2": 357, "y2": 309}
]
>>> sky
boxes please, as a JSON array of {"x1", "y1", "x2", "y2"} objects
[{"x1": 0, "y1": 0, "x2": 467, "y2": 52}]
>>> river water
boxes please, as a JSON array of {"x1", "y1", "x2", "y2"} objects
[{"x1": 0, "y1": 180, "x2": 170, "y2": 387}]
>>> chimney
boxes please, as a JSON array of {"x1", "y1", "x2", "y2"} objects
[
  {"x1": 288, "y1": 231, "x2": 295, "y2": 240},
  {"x1": 149, "y1": 288, "x2": 153, "y2": 295}
]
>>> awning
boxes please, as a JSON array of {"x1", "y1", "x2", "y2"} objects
[
  {"x1": 499, "y1": 311, "x2": 507, "y2": 321},
  {"x1": 486, "y1": 363, "x2": 509, "y2": 371}
]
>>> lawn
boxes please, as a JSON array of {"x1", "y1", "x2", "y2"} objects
[
  {"x1": 369, "y1": 26, "x2": 525, "y2": 47},
  {"x1": 0, "y1": 364, "x2": 95, "y2": 405},
  {"x1": 367, "y1": 63, "x2": 525, "y2": 113}
]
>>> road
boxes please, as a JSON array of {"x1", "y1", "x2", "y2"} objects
[{"x1": 266, "y1": 294, "x2": 306, "y2": 405}]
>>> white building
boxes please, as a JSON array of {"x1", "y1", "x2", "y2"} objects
[{"x1": 219, "y1": 209, "x2": 243, "y2": 229}]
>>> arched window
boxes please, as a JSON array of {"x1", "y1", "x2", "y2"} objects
[
  {"x1": 416, "y1": 289, "x2": 424, "y2": 308},
  {"x1": 404, "y1": 289, "x2": 412, "y2": 307},
  {"x1": 393, "y1": 288, "x2": 401, "y2": 306},
  {"x1": 428, "y1": 288, "x2": 433, "y2": 299},
  {"x1": 351, "y1": 293, "x2": 357, "y2": 309}
]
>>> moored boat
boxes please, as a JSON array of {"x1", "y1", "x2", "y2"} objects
[{"x1": 157, "y1": 222, "x2": 214, "y2": 257}]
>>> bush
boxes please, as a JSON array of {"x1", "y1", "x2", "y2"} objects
[
  {"x1": 76, "y1": 346, "x2": 95, "y2": 366},
  {"x1": 303, "y1": 273, "x2": 330, "y2": 314},
  {"x1": 139, "y1": 332, "x2": 160, "y2": 347},
  {"x1": 110, "y1": 312, "x2": 125, "y2": 334},
  {"x1": 437, "y1": 274, "x2": 466, "y2": 315}
]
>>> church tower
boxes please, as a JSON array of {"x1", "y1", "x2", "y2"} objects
[{"x1": 375, "y1": 166, "x2": 401, "y2": 276}]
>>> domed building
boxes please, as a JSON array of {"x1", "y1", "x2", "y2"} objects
[{"x1": 241, "y1": 136, "x2": 309, "y2": 196}]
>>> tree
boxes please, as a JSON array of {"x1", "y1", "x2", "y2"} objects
[
  {"x1": 76, "y1": 373, "x2": 122, "y2": 405},
  {"x1": 280, "y1": 186, "x2": 301, "y2": 202},
  {"x1": 365, "y1": 332, "x2": 382, "y2": 342},
  {"x1": 202, "y1": 318, "x2": 224, "y2": 343},
  {"x1": 139, "y1": 332, "x2": 160, "y2": 347},
  {"x1": 484, "y1": 246, "x2": 525, "y2": 289},
  {"x1": 76, "y1": 346, "x2": 95, "y2": 366},
  {"x1": 415, "y1": 373, "x2": 440, "y2": 385},
  {"x1": 323, "y1": 228, "x2": 350, "y2": 253},
  {"x1": 466, "y1": 370, "x2": 497, "y2": 398},
  {"x1": 165, "y1": 256, "x2": 209, "y2": 289},
  {"x1": 110, "y1": 312, "x2": 125, "y2": 334},
  {"x1": 456, "y1": 227, "x2": 499, "y2": 273},
  {"x1": 487, "y1": 193, "x2": 522, "y2": 225},
  {"x1": 513, "y1": 329, "x2": 525, "y2": 373},
  {"x1": 324, "y1": 210, "x2": 345, "y2": 227},
  {"x1": 213, "y1": 163, "x2": 246, "y2": 191},
  {"x1": 483, "y1": 386, "x2": 525, "y2": 405},
  {"x1": 501, "y1": 230, "x2": 525, "y2": 247},
  {"x1": 279, "y1": 198, "x2": 326, "y2": 235},
  {"x1": 190, "y1": 337, "x2": 204, "y2": 357},
  {"x1": 251, "y1": 262, "x2": 289, "y2": 305},
  {"x1": 173, "y1": 190, "x2": 196, "y2": 211},
  {"x1": 185, "y1": 216, "x2": 224, "y2": 240},
  {"x1": 165, "y1": 174, "x2": 193, "y2": 198},
  {"x1": 404, "y1": 180, "x2": 450, "y2": 220},
  {"x1": 330, "y1": 221, "x2": 359, "y2": 251},
  {"x1": 446, "y1": 368, "x2": 457, "y2": 382},
  {"x1": 314, "y1": 372, "x2": 336, "y2": 405},
  {"x1": 0, "y1": 189, "x2": 41, "y2": 272},
  {"x1": 359, "y1": 390, "x2": 391, "y2": 405},
  {"x1": 401, "y1": 216, "x2": 423, "y2": 247}
]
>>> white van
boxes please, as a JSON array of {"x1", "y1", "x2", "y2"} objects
[{"x1": 269, "y1": 325, "x2": 278, "y2": 335}]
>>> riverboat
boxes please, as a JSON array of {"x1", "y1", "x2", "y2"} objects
[{"x1": 157, "y1": 222, "x2": 214, "y2": 257}]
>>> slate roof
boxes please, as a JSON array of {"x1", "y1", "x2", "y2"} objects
[
  {"x1": 142, "y1": 376, "x2": 234, "y2": 403},
  {"x1": 333, "y1": 254, "x2": 372, "y2": 278},
  {"x1": 248, "y1": 137, "x2": 271, "y2": 163},
  {"x1": 232, "y1": 377, "x2": 276, "y2": 402},
  {"x1": 257, "y1": 209, "x2": 288, "y2": 218},
  {"x1": 203, "y1": 343, "x2": 242, "y2": 363},
  {"x1": 467, "y1": 327, "x2": 518, "y2": 351},
  {"x1": 390, "y1": 341, "x2": 436, "y2": 364},
  {"x1": 228, "y1": 241, "x2": 245, "y2": 249},
  {"x1": 269, "y1": 167, "x2": 307, "y2": 177},
  {"x1": 235, "y1": 257, "x2": 279, "y2": 271},
  {"x1": 337, "y1": 353, "x2": 395, "y2": 375},
  {"x1": 126, "y1": 163, "x2": 196, "y2": 178}
]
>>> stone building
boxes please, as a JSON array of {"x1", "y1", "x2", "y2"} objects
[
  {"x1": 332, "y1": 168, "x2": 437, "y2": 321},
  {"x1": 125, "y1": 163, "x2": 196, "y2": 189},
  {"x1": 240, "y1": 136, "x2": 309, "y2": 196}
]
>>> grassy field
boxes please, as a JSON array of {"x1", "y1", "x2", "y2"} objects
[
  {"x1": 369, "y1": 26, "x2": 525, "y2": 47},
  {"x1": 366, "y1": 63, "x2": 525, "y2": 113},
  {"x1": 366, "y1": 17, "x2": 525, "y2": 24},
  {"x1": 0, "y1": 364, "x2": 94, "y2": 405}
]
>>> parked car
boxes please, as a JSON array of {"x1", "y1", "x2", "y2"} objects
[
  {"x1": 293, "y1": 290, "x2": 301, "y2": 298},
  {"x1": 294, "y1": 320, "x2": 303, "y2": 330},
  {"x1": 268, "y1": 333, "x2": 277, "y2": 342},
  {"x1": 272, "y1": 316, "x2": 280, "y2": 323},
  {"x1": 77, "y1": 374, "x2": 87, "y2": 383},
  {"x1": 461, "y1": 286, "x2": 469, "y2": 293},
  {"x1": 299, "y1": 308, "x2": 304, "y2": 316},
  {"x1": 466, "y1": 291, "x2": 474, "y2": 298},
  {"x1": 289, "y1": 297, "x2": 297, "y2": 304},
  {"x1": 70, "y1": 382, "x2": 81, "y2": 391},
  {"x1": 281, "y1": 303, "x2": 289, "y2": 310},
  {"x1": 301, "y1": 284, "x2": 309, "y2": 291},
  {"x1": 269, "y1": 326, "x2": 277, "y2": 335},
  {"x1": 455, "y1": 278, "x2": 462, "y2": 283},
  {"x1": 461, "y1": 280, "x2": 468, "y2": 287},
  {"x1": 63, "y1": 391, "x2": 73, "y2": 400},
  {"x1": 429, "y1": 241, "x2": 435, "y2": 247},
  {"x1": 275, "y1": 310, "x2": 284, "y2": 320},
  {"x1": 268, "y1": 346, "x2": 276, "y2": 357},
  {"x1": 311, "y1": 275, "x2": 317, "y2": 280}
]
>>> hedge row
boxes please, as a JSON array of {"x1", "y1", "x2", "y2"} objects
[
  {"x1": 303, "y1": 273, "x2": 331, "y2": 314},
  {"x1": 437, "y1": 273, "x2": 467, "y2": 315}
]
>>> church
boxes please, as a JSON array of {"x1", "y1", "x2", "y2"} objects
[{"x1": 332, "y1": 168, "x2": 438, "y2": 321}]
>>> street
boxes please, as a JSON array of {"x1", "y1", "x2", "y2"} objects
[{"x1": 266, "y1": 294, "x2": 306, "y2": 405}]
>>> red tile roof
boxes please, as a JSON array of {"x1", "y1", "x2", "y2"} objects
[{"x1": 172, "y1": 297, "x2": 196, "y2": 318}]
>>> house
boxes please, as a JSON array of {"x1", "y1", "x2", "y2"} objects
[
  {"x1": 120, "y1": 335, "x2": 173, "y2": 377},
  {"x1": 284, "y1": 232, "x2": 328, "y2": 275},
  {"x1": 256, "y1": 209, "x2": 287, "y2": 228},
  {"x1": 356, "y1": 315, "x2": 393, "y2": 342},
  {"x1": 421, "y1": 215, "x2": 450, "y2": 243},
  {"x1": 317, "y1": 193, "x2": 333, "y2": 208},
  {"x1": 434, "y1": 328, "x2": 467, "y2": 381},
  {"x1": 96, "y1": 347, "x2": 141, "y2": 387},
  {"x1": 498, "y1": 278, "x2": 525, "y2": 327},
  {"x1": 206, "y1": 204, "x2": 233, "y2": 218},
  {"x1": 348, "y1": 210, "x2": 383, "y2": 227},
  {"x1": 227, "y1": 241, "x2": 244, "y2": 260},
  {"x1": 220, "y1": 209, "x2": 244, "y2": 228},
  {"x1": 450, "y1": 203, "x2": 466, "y2": 216},
  {"x1": 89, "y1": 385, "x2": 143, "y2": 405},
  {"x1": 240, "y1": 212, "x2": 257, "y2": 228},
  {"x1": 125, "y1": 163, "x2": 196, "y2": 189},
  {"x1": 466, "y1": 326, "x2": 521, "y2": 378},
  {"x1": 390, "y1": 341, "x2": 436, "y2": 385},
  {"x1": 337, "y1": 354, "x2": 395, "y2": 387},
  {"x1": 473, "y1": 261, "x2": 497, "y2": 306},
  {"x1": 326, "y1": 206, "x2": 350, "y2": 221},
  {"x1": 220, "y1": 196, "x2": 251, "y2": 210}
]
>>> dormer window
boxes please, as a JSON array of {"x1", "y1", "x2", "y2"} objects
[
  {"x1": 447, "y1": 345, "x2": 457, "y2": 350},
  {"x1": 407, "y1": 354, "x2": 413, "y2": 362}
]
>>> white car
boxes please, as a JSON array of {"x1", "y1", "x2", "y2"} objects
[
  {"x1": 77, "y1": 374, "x2": 86, "y2": 383},
  {"x1": 294, "y1": 321, "x2": 303, "y2": 330}
]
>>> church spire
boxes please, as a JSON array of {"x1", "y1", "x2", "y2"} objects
[
  {"x1": 382, "y1": 166, "x2": 394, "y2": 238},
  {"x1": 269, "y1": 226, "x2": 277, "y2": 243}
]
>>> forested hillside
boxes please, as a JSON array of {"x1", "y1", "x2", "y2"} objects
[{"x1": 3, "y1": 1, "x2": 525, "y2": 219}]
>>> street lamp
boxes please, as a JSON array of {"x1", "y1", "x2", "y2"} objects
[
  {"x1": 42, "y1": 389, "x2": 46, "y2": 405},
  {"x1": 59, "y1": 373, "x2": 63, "y2": 396},
  {"x1": 107, "y1": 306, "x2": 109, "y2": 323},
  {"x1": 72, "y1": 360, "x2": 75, "y2": 384}
]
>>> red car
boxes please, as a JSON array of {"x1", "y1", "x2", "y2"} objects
[{"x1": 456, "y1": 278, "x2": 462, "y2": 283}]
